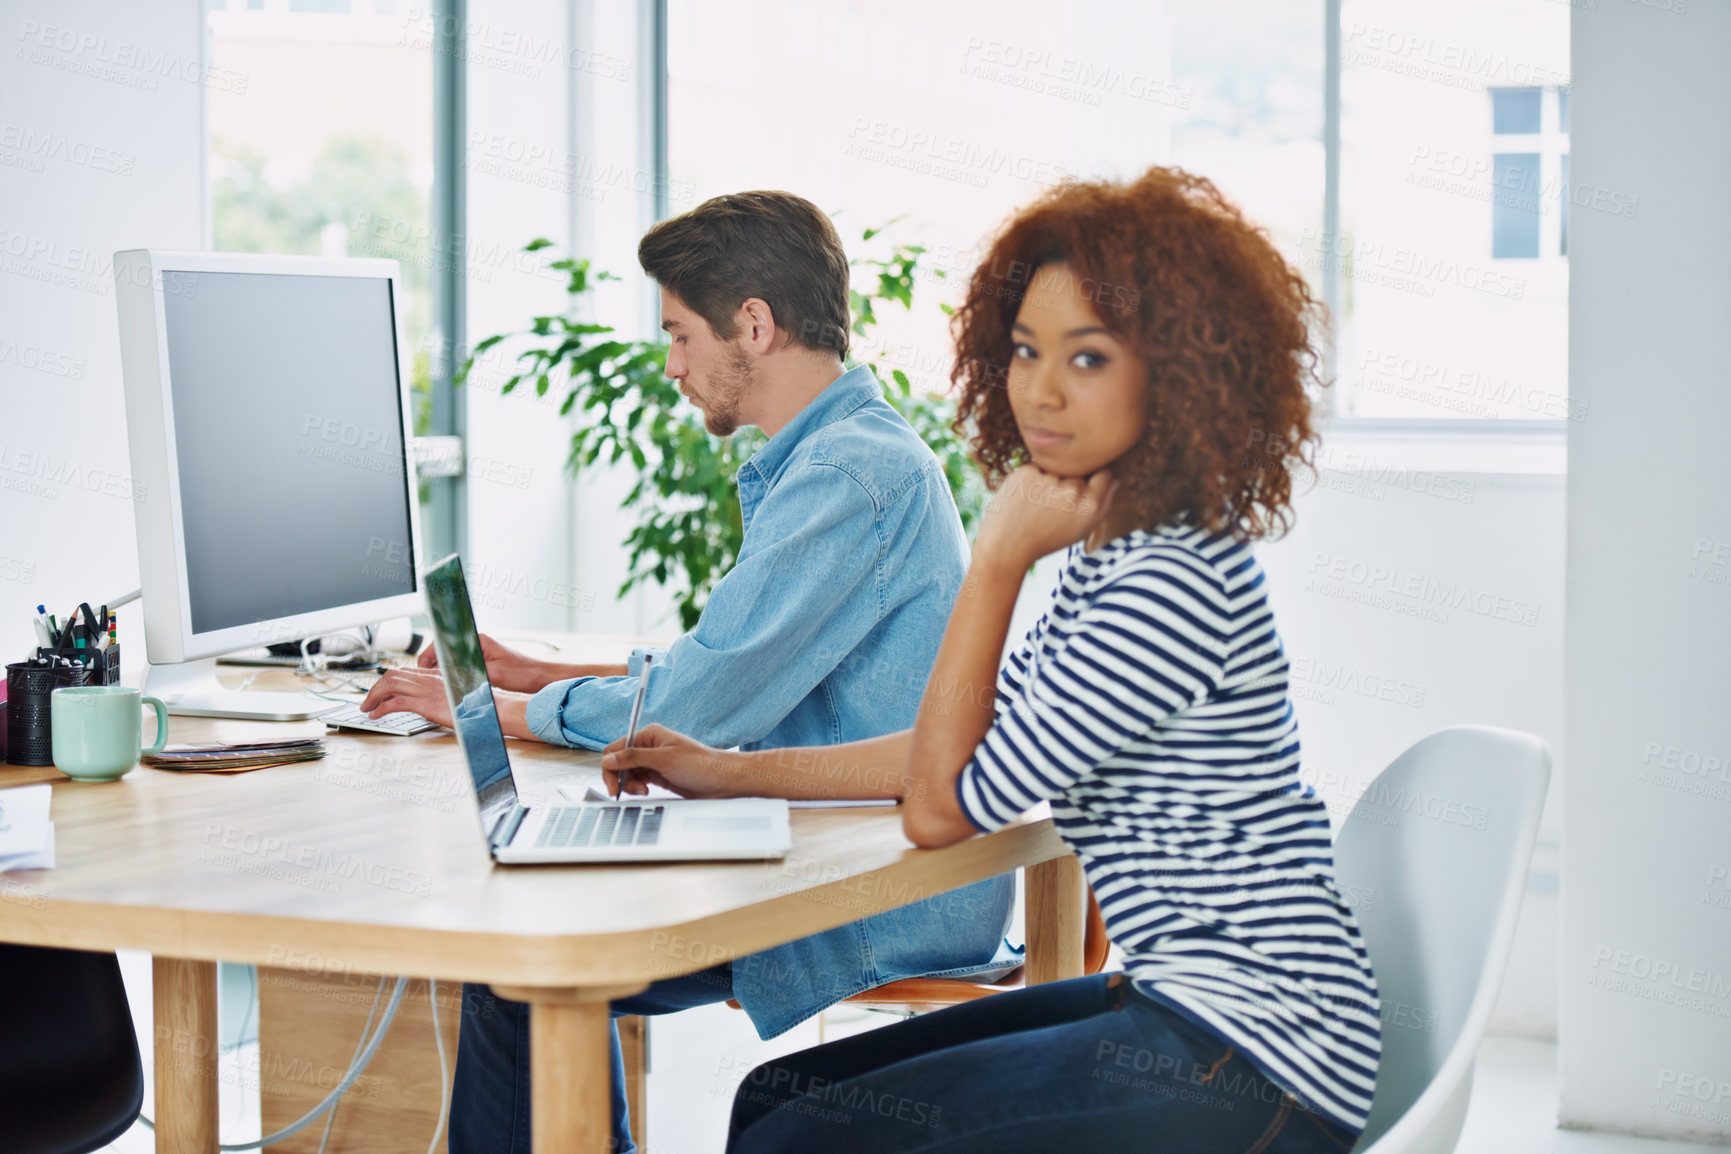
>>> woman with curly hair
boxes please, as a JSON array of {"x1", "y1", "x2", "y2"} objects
[{"x1": 603, "y1": 166, "x2": 1381, "y2": 1153}]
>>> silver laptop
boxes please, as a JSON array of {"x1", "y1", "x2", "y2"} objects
[{"x1": 424, "y1": 554, "x2": 790, "y2": 863}]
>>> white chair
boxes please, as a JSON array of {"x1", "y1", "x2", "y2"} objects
[{"x1": 1333, "y1": 725, "x2": 1551, "y2": 1154}]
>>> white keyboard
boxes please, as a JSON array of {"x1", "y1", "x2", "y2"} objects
[{"x1": 318, "y1": 703, "x2": 441, "y2": 736}]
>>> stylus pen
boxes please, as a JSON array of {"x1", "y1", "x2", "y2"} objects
[{"x1": 617, "y1": 652, "x2": 657, "y2": 798}]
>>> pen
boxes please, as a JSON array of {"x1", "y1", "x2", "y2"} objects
[
  {"x1": 617, "y1": 652, "x2": 657, "y2": 798},
  {"x1": 32, "y1": 605, "x2": 50, "y2": 649}
]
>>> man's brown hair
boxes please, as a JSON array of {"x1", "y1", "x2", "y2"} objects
[{"x1": 637, "y1": 191, "x2": 851, "y2": 359}]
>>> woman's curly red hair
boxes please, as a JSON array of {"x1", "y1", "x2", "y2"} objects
[{"x1": 951, "y1": 166, "x2": 1324, "y2": 540}]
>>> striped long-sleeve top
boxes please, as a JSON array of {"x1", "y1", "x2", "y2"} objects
[{"x1": 956, "y1": 523, "x2": 1382, "y2": 1133}]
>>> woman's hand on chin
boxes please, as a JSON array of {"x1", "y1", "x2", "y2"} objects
[{"x1": 973, "y1": 464, "x2": 1118, "y2": 571}]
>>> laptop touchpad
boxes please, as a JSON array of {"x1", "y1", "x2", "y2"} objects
[{"x1": 685, "y1": 815, "x2": 773, "y2": 833}]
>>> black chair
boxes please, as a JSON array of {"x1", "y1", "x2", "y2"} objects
[{"x1": 0, "y1": 943, "x2": 144, "y2": 1154}]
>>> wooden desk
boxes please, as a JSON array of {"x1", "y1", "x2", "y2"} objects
[{"x1": 0, "y1": 640, "x2": 1078, "y2": 1154}]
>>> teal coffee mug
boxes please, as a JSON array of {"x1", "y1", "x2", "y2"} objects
[{"x1": 50, "y1": 685, "x2": 169, "y2": 781}]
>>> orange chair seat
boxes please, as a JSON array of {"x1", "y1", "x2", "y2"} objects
[
  {"x1": 723, "y1": 874, "x2": 1110, "y2": 1016},
  {"x1": 839, "y1": 969, "x2": 1027, "y2": 1013},
  {"x1": 842, "y1": 886, "x2": 1109, "y2": 1013}
]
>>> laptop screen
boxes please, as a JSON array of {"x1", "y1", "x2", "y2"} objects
[{"x1": 424, "y1": 554, "x2": 520, "y2": 839}]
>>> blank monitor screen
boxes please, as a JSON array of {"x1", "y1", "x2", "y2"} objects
[{"x1": 161, "y1": 270, "x2": 415, "y2": 636}]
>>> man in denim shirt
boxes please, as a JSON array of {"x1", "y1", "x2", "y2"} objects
[{"x1": 367, "y1": 191, "x2": 1015, "y2": 1154}]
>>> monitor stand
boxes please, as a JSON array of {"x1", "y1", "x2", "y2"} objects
[{"x1": 144, "y1": 657, "x2": 337, "y2": 721}]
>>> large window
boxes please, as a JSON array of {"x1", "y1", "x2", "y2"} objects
[
  {"x1": 668, "y1": 0, "x2": 1571, "y2": 425},
  {"x1": 667, "y1": 0, "x2": 1186, "y2": 401},
  {"x1": 1169, "y1": 0, "x2": 1325, "y2": 325},
  {"x1": 205, "y1": 0, "x2": 437, "y2": 440},
  {"x1": 1333, "y1": 2, "x2": 1571, "y2": 419}
]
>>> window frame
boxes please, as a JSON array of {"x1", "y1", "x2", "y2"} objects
[
  {"x1": 1322, "y1": 8, "x2": 1569, "y2": 465},
  {"x1": 425, "y1": 0, "x2": 467, "y2": 561}
]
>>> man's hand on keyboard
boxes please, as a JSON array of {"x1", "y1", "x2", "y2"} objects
[
  {"x1": 416, "y1": 632, "x2": 628, "y2": 693},
  {"x1": 417, "y1": 631, "x2": 550, "y2": 694},
  {"x1": 360, "y1": 667, "x2": 454, "y2": 728}
]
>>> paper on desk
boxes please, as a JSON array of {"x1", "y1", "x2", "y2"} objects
[
  {"x1": 558, "y1": 783, "x2": 893, "y2": 808},
  {"x1": 561, "y1": 783, "x2": 680, "y2": 805},
  {"x1": 784, "y1": 798, "x2": 897, "y2": 809},
  {"x1": 0, "y1": 824, "x2": 55, "y2": 872},
  {"x1": 0, "y1": 783, "x2": 55, "y2": 872}
]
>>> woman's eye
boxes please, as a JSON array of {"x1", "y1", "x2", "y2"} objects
[
  {"x1": 1070, "y1": 350, "x2": 1107, "y2": 370},
  {"x1": 1011, "y1": 342, "x2": 1037, "y2": 360}
]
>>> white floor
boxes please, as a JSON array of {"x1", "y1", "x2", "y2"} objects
[
  {"x1": 100, "y1": 1016, "x2": 1731, "y2": 1153},
  {"x1": 1454, "y1": 1036, "x2": 1730, "y2": 1154}
]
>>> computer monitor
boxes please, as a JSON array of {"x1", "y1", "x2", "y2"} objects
[{"x1": 114, "y1": 250, "x2": 425, "y2": 719}]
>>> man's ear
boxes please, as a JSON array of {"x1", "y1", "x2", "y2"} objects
[{"x1": 736, "y1": 297, "x2": 779, "y2": 354}]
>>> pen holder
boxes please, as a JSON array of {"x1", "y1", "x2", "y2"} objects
[
  {"x1": 37, "y1": 643, "x2": 120, "y2": 686},
  {"x1": 7, "y1": 660, "x2": 89, "y2": 766}
]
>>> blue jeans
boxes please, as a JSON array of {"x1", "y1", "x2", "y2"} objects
[
  {"x1": 448, "y1": 965, "x2": 735, "y2": 1154},
  {"x1": 727, "y1": 974, "x2": 1363, "y2": 1153}
]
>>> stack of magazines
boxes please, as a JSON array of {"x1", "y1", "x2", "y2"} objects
[{"x1": 143, "y1": 738, "x2": 326, "y2": 774}]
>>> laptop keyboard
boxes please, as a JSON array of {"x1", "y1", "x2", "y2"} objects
[{"x1": 536, "y1": 804, "x2": 665, "y2": 849}]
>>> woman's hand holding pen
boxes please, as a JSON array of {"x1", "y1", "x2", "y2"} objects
[{"x1": 601, "y1": 725, "x2": 743, "y2": 798}]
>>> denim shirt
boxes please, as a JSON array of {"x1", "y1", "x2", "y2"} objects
[{"x1": 525, "y1": 365, "x2": 1017, "y2": 1037}]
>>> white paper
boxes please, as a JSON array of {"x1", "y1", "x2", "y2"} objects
[
  {"x1": 785, "y1": 799, "x2": 897, "y2": 809},
  {"x1": 0, "y1": 784, "x2": 54, "y2": 871},
  {"x1": 558, "y1": 783, "x2": 894, "y2": 809},
  {"x1": 0, "y1": 784, "x2": 51, "y2": 854},
  {"x1": 0, "y1": 823, "x2": 55, "y2": 873},
  {"x1": 560, "y1": 783, "x2": 682, "y2": 804}
]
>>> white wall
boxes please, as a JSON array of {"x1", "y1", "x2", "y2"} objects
[
  {"x1": 1263, "y1": 456, "x2": 1565, "y2": 1040},
  {"x1": 0, "y1": 0, "x2": 204, "y2": 679},
  {"x1": 1, "y1": 4, "x2": 205, "y2": 1147},
  {"x1": 1562, "y1": 2, "x2": 1731, "y2": 1143}
]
